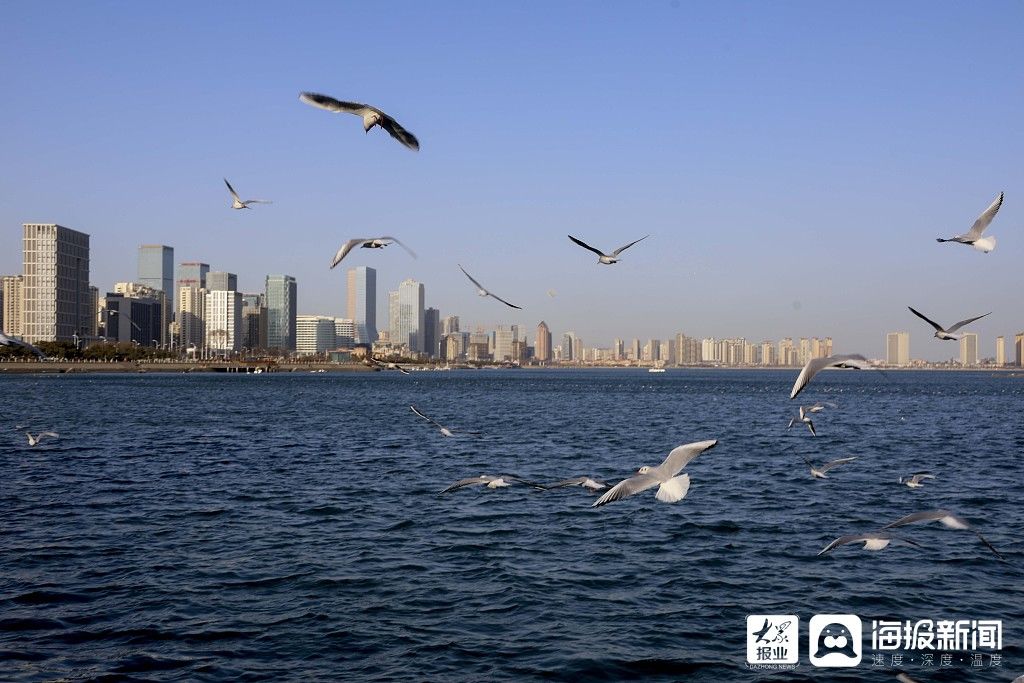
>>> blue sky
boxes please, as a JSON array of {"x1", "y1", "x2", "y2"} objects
[{"x1": 1, "y1": 1, "x2": 1021, "y2": 360}]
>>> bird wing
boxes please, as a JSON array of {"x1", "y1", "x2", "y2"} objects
[
  {"x1": 568, "y1": 234, "x2": 607, "y2": 258},
  {"x1": 223, "y1": 178, "x2": 242, "y2": 202},
  {"x1": 806, "y1": 421, "x2": 816, "y2": 437},
  {"x1": 790, "y1": 354, "x2": 868, "y2": 399},
  {"x1": 378, "y1": 236, "x2": 417, "y2": 259},
  {"x1": 488, "y1": 291, "x2": 523, "y2": 310},
  {"x1": 394, "y1": 363, "x2": 411, "y2": 375},
  {"x1": 440, "y1": 477, "x2": 487, "y2": 493},
  {"x1": 819, "y1": 456, "x2": 857, "y2": 473},
  {"x1": 973, "y1": 530, "x2": 1005, "y2": 560},
  {"x1": 907, "y1": 306, "x2": 944, "y2": 332},
  {"x1": 330, "y1": 239, "x2": 367, "y2": 269},
  {"x1": 410, "y1": 405, "x2": 445, "y2": 429},
  {"x1": 41, "y1": 431, "x2": 59, "y2": 438},
  {"x1": 909, "y1": 473, "x2": 935, "y2": 484},
  {"x1": 882, "y1": 509, "x2": 951, "y2": 528},
  {"x1": 656, "y1": 439, "x2": 718, "y2": 476},
  {"x1": 298, "y1": 92, "x2": 372, "y2": 115},
  {"x1": 611, "y1": 234, "x2": 650, "y2": 256},
  {"x1": 787, "y1": 418, "x2": 796, "y2": 429},
  {"x1": 798, "y1": 405, "x2": 807, "y2": 420},
  {"x1": 592, "y1": 473, "x2": 661, "y2": 507},
  {"x1": 964, "y1": 191, "x2": 1003, "y2": 240},
  {"x1": 817, "y1": 533, "x2": 873, "y2": 555},
  {"x1": 244, "y1": 199, "x2": 273, "y2": 205},
  {"x1": 377, "y1": 113, "x2": 420, "y2": 151},
  {"x1": 544, "y1": 477, "x2": 587, "y2": 489},
  {"x1": 458, "y1": 264, "x2": 486, "y2": 292},
  {"x1": 945, "y1": 311, "x2": 991, "y2": 334}
]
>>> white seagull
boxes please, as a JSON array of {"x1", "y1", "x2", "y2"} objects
[
  {"x1": 542, "y1": 476, "x2": 608, "y2": 492},
  {"x1": 410, "y1": 405, "x2": 479, "y2": 437},
  {"x1": 458, "y1": 265, "x2": 522, "y2": 310},
  {"x1": 883, "y1": 509, "x2": 1004, "y2": 560},
  {"x1": 567, "y1": 234, "x2": 650, "y2": 265},
  {"x1": 802, "y1": 456, "x2": 857, "y2": 479},
  {"x1": 223, "y1": 178, "x2": 272, "y2": 210},
  {"x1": 1, "y1": 332, "x2": 46, "y2": 358},
  {"x1": 787, "y1": 405, "x2": 817, "y2": 436},
  {"x1": 592, "y1": 439, "x2": 718, "y2": 507},
  {"x1": 907, "y1": 307, "x2": 991, "y2": 341},
  {"x1": 790, "y1": 354, "x2": 870, "y2": 399},
  {"x1": 26, "y1": 431, "x2": 59, "y2": 446},
  {"x1": 330, "y1": 237, "x2": 416, "y2": 269},
  {"x1": 367, "y1": 356, "x2": 410, "y2": 375},
  {"x1": 936, "y1": 192, "x2": 1003, "y2": 253},
  {"x1": 440, "y1": 475, "x2": 541, "y2": 493},
  {"x1": 899, "y1": 472, "x2": 936, "y2": 488},
  {"x1": 299, "y1": 92, "x2": 419, "y2": 151},
  {"x1": 817, "y1": 531, "x2": 922, "y2": 556}
]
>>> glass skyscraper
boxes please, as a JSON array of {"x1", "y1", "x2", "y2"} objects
[
  {"x1": 346, "y1": 266, "x2": 377, "y2": 344},
  {"x1": 396, "y1": 278, "x2": 424, "y2": 353},
  {"x1": 265, "y1": 274, "x2": 297, "y2": 351},
  {"x1": 177, "y1": 262, "x2": 209, "y2": 291},
  {"x1": 138, "y1": 245, "x2": 173, "y2": 295}
]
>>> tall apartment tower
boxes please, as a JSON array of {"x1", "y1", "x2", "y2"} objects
[
  {"x1": 959, "y1": 333, "x2": 979, "y2": 366},
  {"x1": 177, "y1": 286, "x2": 207, "y2": 350},
  {"x1": 886, "y1": 332, "x2": 910, "y2": 366},
  {"x1": 395, "y1": 278, "x2": 425, "y2": 352},
  {"x1": 265, "y1": 274, "x2": 297, "y2": 351},
  {"x1": 1, "y1": 275, "x2": 24, "y2": 337},
  {"x1": 535, "y1": 321, "x2": 552, "y2": 362},
  {"x1": 346, "y1": 266, "x2": 377, "y2": 344},
  {"x1": 423, "y1": 307, "x2": 441, "y2": 358},
  {"x1": 205, "y1": 290, "x2": 243, "y2": 354},
  {"x1": 22, "y1": 223, "x2": 90, "y2": 343}
]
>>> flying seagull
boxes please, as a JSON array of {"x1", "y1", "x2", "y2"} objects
[
  {"x1": 223, "y1": 178, "x2": 272, "y2": 210},
  {"x1": 802, "y1": 456, "x2": 857, "y2": 479},
  {"x1": 367, "y1": 356, "x2": 410, "y2": 375},
  {"x1": 592, "y1": 439, "x2": 718, "y2": 507},
  {"x1": 542, "y1": 476, "x2": 608, "y2": 492},
  {"x1": 567, "y1": 234, "x2": 650, "y2": 265},
  {"x1": 0, "y1": 332, "x2": 46, "y2": 359},
  {"x1": 883, "y1": 509, "x2": 1004, "y2": 560},
  {"x1": 440, "y1": 475, "x2": 542, "y2": 493},
  {"x1": 410, "y1": 405, "x2": 479, "y2": 437},
  {"x1": 298, "y1": 92, "x2": 419, "y2": 151},
  {"x1": 330, "y1": 237, "x2": 416, "y2": 269},
  {"x1": 907, "y1": 307, "x2": 991, "y2": 341},
  {"x1": 899, "y1": 472, "x2": 935, "y2": 488},
  {"x1": 817, "y1": 531, "x2": 922, "y2": 556},
  {"x1": 787, "y1": 405, "x2": 817, "y2": 436},
  {"x1": 936, "y1": 192, "x2": 1003, "y2": 253},
  {"x1": 790, "y1": 354, "x2": 870, "y2": 400},
  {"x1": 458, "y1": 265, "x2": 522, "y2": 309},
  {"x1": 26, "y1": 431, "x2": 59, "y2": 446}
]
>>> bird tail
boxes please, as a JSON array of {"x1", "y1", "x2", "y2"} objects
[{"x1": 655, "y1": 474, "x2": 691, "y2": 503}]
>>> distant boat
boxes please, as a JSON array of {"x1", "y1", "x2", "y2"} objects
[{"x1": 648, "y1": 367, "x2": 666, "y2": 373}]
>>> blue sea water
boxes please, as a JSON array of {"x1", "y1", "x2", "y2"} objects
[{"x1": 1, "y1": 369, "x2": 1022, "y2": 682}]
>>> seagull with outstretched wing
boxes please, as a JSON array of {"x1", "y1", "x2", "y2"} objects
[
  {"x1": 0, "y1": 332, "x2": 46, "y2": 359},
  {"x1": 410, "y1": 405, "x2": 480, "y2": 438},
  {"x1": 592, "y1": 439, "x2": 718, "y2": 507},
  {"x1": 458, "y1": 265, "x2": 522, "y2": 310},
  {"x1": 907, "y1": 306, "x2": 990, "y2": 341},
  {"x1": 567, "y1": 234, "x2": 650, "y2": 264},
  {"x1": 223, "y1": 178, "x2": 272, "y2": 210},
  {"x1": 936, "y1": 192, "x2": 1003, "y2": 253},
  {"x1": 330, "y1": 237, "x2": 416, "y2": 269},
  {"x1": 883, "y1": 509, "x2": 1004, "y2": 560},
  {"x1": 790, "y1": 354, "x2": 870, "y2": 399},
  {"x1": 299, "y1": 92, "x2": 419, "y2": 151}
]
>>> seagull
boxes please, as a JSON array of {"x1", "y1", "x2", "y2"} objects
[
  {"x1": 790, "y1": 354, "x2": 870, "y2": 399},
  {"x1": 592, "y1": 439, "x2": 718, "y2": 507},
  {"x1": 440, "y1": 475, "x2": 541, "y2": 493},
  {"x1": 817, "y1": 531, "x2": 922, "y2": 556},
  {"x1": 936, "y1": 192, "x2": 1003, "y2": 253},
  {"x1": 0, "y1": 332, "x2": 46, "y2": 358},
  {"x1": 298, "y1": 92, "x2": 419, "y2": 151},
  {"x1": 567, "y1": 234, "x2": 650, "y2": 265},
  {"x1": 546, "y1": 289, "x2": 557, "y2": 298},
  {"x1": 410, "y1": 405, "x2": 479, "y2": 437},
  {"x1": 883, "y1": 509, "x2": 1004, "y2": 560},
  {"x1": 223, "y1": 178, "x2": 271, "y2": 210},
  {"x1": 542, "y1": 476, "x2": 608, "y2": 492},
  {"x1": 458, "y1": 265, "x2": 522, "y2": 309},
  {"x1": 907, "y1": 307, "x2": 991, "y2": 341},
  {"x1": 899, "y1": 472, "x2": 935, "y2": 488},
  {"x1": 787, "y1": 405, "x2": 817, "y2": 436},
  {"x1": 26, "y1": 431, "x2": 59, "y2": 446},
  {"x1": 367, "y1": 356, "x2": 410, "y2": 374},
  {"x1": 802, "y1": 456, "x2": 857, "y2": 479},
  {"x1": 330, "y1": 237, "x2": 416, "y2": 269}
]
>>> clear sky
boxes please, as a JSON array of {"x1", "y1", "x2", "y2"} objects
[{"x1": 1, "y1": 1, "x2": 1021, "y2": 361}]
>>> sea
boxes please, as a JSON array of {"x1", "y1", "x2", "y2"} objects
[{"x1": 1, "y1": 369, "x2": 1022, "y2": 682}]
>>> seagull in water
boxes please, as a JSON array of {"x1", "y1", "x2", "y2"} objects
[
  {"x1": 790, "y1": 354, "x2": 870, "y2": 399},
  {"x1": 802, "y1": 456, "x2": 857, "y2": 479},
  {"x1": 542, "y1": 476, "x2": 608, "y2": 492},
  {"x1": 936, "y1": 192, "x2": 1003, "y2": 253},
  {"x1": 26, "y1": 431, "x2": 59, "y2": 446},
  {"x1": 899, "y1": 472, "x2": 935, "y2": 488},
  {"x1": 817, "y1": 531, "x2": 922, "y2": 556},
  {"x1": 907, "y1": 307, "x2": 991, "y2": 341},
  {"x1": 410, "y1": 405, "x2": 479, "y2": 438},
  {"x1": 330, "y1": 237, "x2": 416, "y2": 269},
  {"x1": 567, "y1": 234, "x2": 650, "y2": 265},
  {"x1": 299, "y1": 92, "x2": 419, "y2": 151},
  {"x1": 592, "y1": 439, "x2": 718, "y2": 507},
  {"x1": 788, "y1": 405, "x2": 818, "y2": 436},
  {"x1": 223, "y1": 178, "x2": 272, "y2": 210},
  {"x1": 883, "y1": 509, "x2": 1004, "y2": 560},
  {"x1": 458, "y1": 265, "x2": 522, "y2": 310},
  {"x1": 0, "y1": 332, "x2": 46, "y2": 358},
  {"x1": 440, "y1": 475, "x2": 541, "y2": 493}
]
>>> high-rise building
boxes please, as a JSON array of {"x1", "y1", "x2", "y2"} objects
[
  {"x1": 241, "y1": 293, "x2": 267, "y2": 350},
  {"x1": 562, "y1": 332, "x2": 576, "y2": 362},
  {"x1": 103, "y1": 292, "x2": 163, "y2": 346},
  {"x1": 535, "y1": 322, "x2": 552, "y2": 362},
  {"x1": 265, "y1": 275, "x2": 297, "y2": 352},
  {"x1": 1016, "y1": 333, "x2": 1024, "y2": 367},
  {"x1": 630, "y1": 338, "x2": 640, "y2": 361},
  {"x1": 959, "y1": 333, "x2": 979, "y2": 366},
  {"x1": 423, "y1": 307, "x2": 441, "y2": 358},
  {"x1": 995, "y1": 336, "x2": 1005, "y2": 367},
  {"x1": 613, "y1": 338, "x2": 624, "y2": 361},
  {"x1": 206, "y1": 271, "x2": 238, "y2": 292},
  {"x1": 177, "y1": 286, "x2": 207, "y2": 350},
  {"x1": 114, "y1": 282, "x2": 169, "y2": 346},
  {"x1": 759, "y1": 341, "x2": 775, "y2": 366},
  {"x1": 22, "y1": 223, "x2": 90, "y2": 343},
  {"x1": 442, "y1": 315, "x2": 460, "y2": 336},
  {"x1": 177, "y1": 262, "x2": 209, "y2": 291},
  {"x1": 346, "y1": 266, "x2": 377, "y2": 344},
  {"x1": 494, "y1": 326, "x2": 516, "y2": 361},
  {"x1": 886, "y1": 332, "x2": 910, "y2": 366},
  {"x1": 387, "y1": 290, "x2": 399, "y2": 343},
  {"x1": 138, "y1": 245, "x2": 173, "y2": 300},
  {"x1": 296, "y1": 315, "x2": 337, "y2": 355},
  {"x1": 394, "y1": 279, "x2": 425, "y2": 352},
  {"x1": 334, "y1": 318, "x2": 355, "y2": 347},
  {"x1": 204, "y1": 289, "x2": 242, "y2": 354},
  {"x1": 86, "y1": 286, "x2": 99, "y2": 337},
  {"x1": 1, "y1": 275, "x2": 23, "y2": 337}
]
